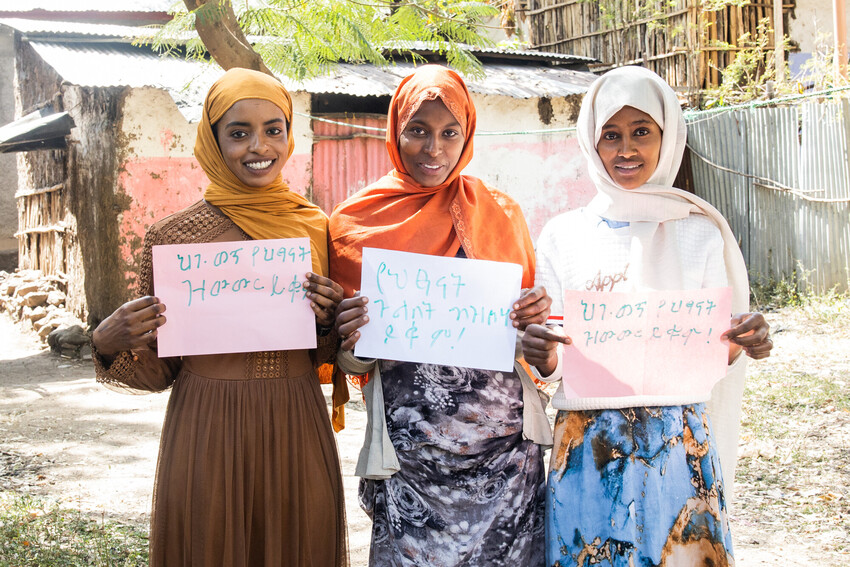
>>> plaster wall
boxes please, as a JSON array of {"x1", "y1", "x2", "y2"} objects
[
  {"x1": 0, "y1": 27, "x2": 18, "y2": 269},
  {"x1": 788, "y1": 0, "x2": 849, "y2": 70},
  {"x1": 114, "y1": 87, "x2": 594, "y2": 295},
  {"x1": 465, "y1": 93, "x2": 595, "y2": 241}
]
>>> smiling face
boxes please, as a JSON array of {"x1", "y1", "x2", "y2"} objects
[
  {"x1": 215, "y1": 99, "x2": 289, "y2": 187},
  {"x1": 596, "y1": 105, "x2": 663, "y2": 190},
  {"x1": 398, "y1": 98, "x2": 465, "y2": 187}
]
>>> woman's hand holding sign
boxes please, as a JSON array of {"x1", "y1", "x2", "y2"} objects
[
  {"x1": 303, "y1": 272, "x2": 344, "y2": 328},
  {"x1": 336, "y1": 294, "x2": 369, "y2": 351},
  {"x1": 509, "y1": 286, "x2": 553, "y2": 330},
  {"x1": 722, "y1": 312, "x2": 773, "y2": 363},
  {"x1": 92, "y1": 296, "x2": 167, "y2": 357}
]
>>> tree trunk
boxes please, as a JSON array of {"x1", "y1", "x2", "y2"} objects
[{"x1": 183, "y1": 0, "x2": 273, "y2": 76}]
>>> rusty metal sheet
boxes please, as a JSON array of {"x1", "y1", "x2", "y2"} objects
[{"x1": 311, "y1": 114, "x2": 391, "y2": 215}]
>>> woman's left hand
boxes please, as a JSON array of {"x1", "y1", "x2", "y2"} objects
[
  {"x1": 303, "y1": 272, "x2": 344, "y2": 328},
  {"x1": 722, "y1": 312, "x2": 773, "y2": 362},
  {"x1": 510, "y1": 286, "x2": 552, "y2": 330}
]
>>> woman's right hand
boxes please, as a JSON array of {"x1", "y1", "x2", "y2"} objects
[
  {"x1": 335, "y1": 295, "x2": 369, "y2": 351},
  {"x1": 92, "y1": 296, "x2": 167, "y2": 357},
  {"x1": 522, "y1": 323, "x2": 571, "y2": 377}
]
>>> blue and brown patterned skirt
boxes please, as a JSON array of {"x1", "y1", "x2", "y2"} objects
[
  {"x1": 360, "y1": 360, "x2": 546, "y2": 567},
  {"x1": 546, "y1": 404, "x2": 733, "y2": 567}
]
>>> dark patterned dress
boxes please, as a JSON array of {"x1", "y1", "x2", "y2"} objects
[
  {"x1": 546, "y1": 404, "x2": 733, "y2": 567},
  {"x1": 359, "y1": 360, "x2": 546, "y2": 566}
]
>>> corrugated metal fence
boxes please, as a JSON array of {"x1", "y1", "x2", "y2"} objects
[{"x1": 687, "y1": 99, "x2": 850, "y2": 292}]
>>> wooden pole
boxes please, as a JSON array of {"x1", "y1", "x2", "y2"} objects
[
  {"x1": 773, "y1": 0, "x2": 785, "y2": 82},
  {"x1": 835, "y1": 0, "x2": 848, "y2": 80}
]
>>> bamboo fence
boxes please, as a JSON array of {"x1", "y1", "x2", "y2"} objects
[
  {"x1": 15, "y1": 182, "x2": 69, "y2": 278},
  {"x1": 525, "y1": 0, "x2": 796, "y2": 96}
]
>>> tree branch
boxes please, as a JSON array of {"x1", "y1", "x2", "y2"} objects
[{"x1": 183, "y1": 0, "x2": 273, "y2": 76}]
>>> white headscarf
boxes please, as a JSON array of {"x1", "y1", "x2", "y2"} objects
[
  {"x1": 579, "y1": 66, "x2": 750, "y2": 497},
  {"x1": 578, "y1": 66, "x2": 749, "y2": 314}
]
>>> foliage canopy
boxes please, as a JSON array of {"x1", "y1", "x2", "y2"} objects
[{"x1": 147, "y1": 0, "x2": 505, "y2": 79}]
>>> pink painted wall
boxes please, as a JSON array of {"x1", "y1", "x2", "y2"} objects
[
  {"x1": 116, "y1": 152, "x2": 313, "y2": 294},
  {"x1": 472, "y1": 136, "x2": 598, "y2": 242}
]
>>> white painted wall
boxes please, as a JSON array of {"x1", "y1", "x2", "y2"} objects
[
  {"x1": 466, "y1": 93, "x2": 595, "y2": 242},
  {"x1": 120, "y1": 87, "x2": 196, "y2": 159},
  {"x1": 788, "y1": 0, "x2": 850, "y2": 75}
]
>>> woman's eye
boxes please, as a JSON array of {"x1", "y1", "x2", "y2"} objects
[
  {"x1": 230, "y1": 130, "x2": 247, "y2": 139},
  {"x1": 443, "y1": 129, "x2": 460, "y2": 138},
  {"x1": 635, "y1": 128, "x2": 650, "y2": 136},
  {"x1": 602, "y1": 132, "x2": 618, "y2": 141},
  {"x1": 409, "y1": 127, "x2": 426, "y2": 136},
  {"x1": 268, "y1": 127, "x2": 283, "y2": 136}
]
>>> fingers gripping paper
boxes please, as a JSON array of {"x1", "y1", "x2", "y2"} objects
[
  {"x1": 152, "y1": 237, "x2": 316, "y2": 357},
  {"x1": 355, "y1": 248, "x2": 522, "y2": 372},
  {"x1": 561, "y1": 287, "x2": 732, "y2": 399}
]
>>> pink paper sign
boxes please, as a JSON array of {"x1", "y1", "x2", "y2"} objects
[
  {"x1": 561, "y1": 287, "x2": 732, "y2": 399},
  {"x1": 151, "y1": 237, "x2": 316, "y2": 357}
]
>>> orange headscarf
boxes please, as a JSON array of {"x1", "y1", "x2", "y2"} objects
[
  {"x1": 197, "y1": 67, "x2": 329, "y2": 276},
  {"x1": 329, "y1": 65, "x2": 536, "y2": 297}
]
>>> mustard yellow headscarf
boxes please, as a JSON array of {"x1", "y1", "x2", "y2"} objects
[{"x1": 197, "y1": 67, "x2": 329, "y2": 276}]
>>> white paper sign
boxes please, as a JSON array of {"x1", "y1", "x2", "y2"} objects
[{"x1": 354, "y1": 248, "x2": 522, "y2": 371}]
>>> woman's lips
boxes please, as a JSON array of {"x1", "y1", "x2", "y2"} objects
[{"x1": 245, "y1": 159, "x2": 274, "y2": 171}]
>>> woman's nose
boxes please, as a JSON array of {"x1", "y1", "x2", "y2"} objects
[
  {"x1": 618, "y1": 137, "x2": 637, "y2": 157},
  {"x1": 248, "y1": 134, "x2": 267, "y2": 152},
  {"x1": 423, "y1": 136, "x2": 440, "y2": 156}
]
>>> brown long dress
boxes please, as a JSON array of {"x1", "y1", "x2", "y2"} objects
[{"x1": 94, "y1": 201, "x2": 347, "y2": 567}]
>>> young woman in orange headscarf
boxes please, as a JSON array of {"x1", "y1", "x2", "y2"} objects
[
  {"x1": 330, "y1": 65, "x2": 551, "y2": 566},
  {"x1": 92, "y1": 68, "x2": 348, "y2": 567}
]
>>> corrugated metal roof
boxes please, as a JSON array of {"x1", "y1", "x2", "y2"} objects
[
  {"x1": 4, "y1": 1, "x2": 172, "y2": 11},
  {"x1": 0, "y1": 18, "x2": 154, "y2": 39},
  {"x1": 296, "y1": 61, "x2": 596, "y2": 98},
  {"x1": 5, "y1": 19, "x2": 594, "y2": 67},
  {"x1": 25, "y1": 40, "x2": 596, "y2": 121},
  {"x1": 383, "y1": 41, "x2": 594, "y2": 65},
  {"x1": 28, "y1": 41, "x2": 220, "y2": 120}
]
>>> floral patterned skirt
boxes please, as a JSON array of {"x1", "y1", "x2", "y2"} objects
[
  {"x1": 359, "y1": 360, "x2": 546, "y2": 567},
  {"x1": 546, "y1": 404, "x2": 734, "y2": 567}
]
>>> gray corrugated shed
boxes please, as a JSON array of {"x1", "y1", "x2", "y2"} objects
[
  {"x1": 21, "y1": 35, "x2": 595, "y2": 122},
  {"x1": 27, "y1": 39, "x2": 595, "y2": 99},
  {"x1": 5, "y1": 19, "x2": 593, "y2": 68},
  {"x1": 27, "y1": 41, "x2": 219, "y2": 120}
]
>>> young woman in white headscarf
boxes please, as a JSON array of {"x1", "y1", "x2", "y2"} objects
[{"x1": 521, "y1": 66, "x2": 773, "y2": 566}]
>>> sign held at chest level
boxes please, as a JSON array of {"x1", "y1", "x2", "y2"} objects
[
  {"x1": 152, "y1": 237, "x2": 316, "y2": 357},
  {"x1": 355, "y1": 248, "x2": 522, "y2": 371},
  {"x1": 560, "y1": 287, "x2": 733, "y2": 400}
]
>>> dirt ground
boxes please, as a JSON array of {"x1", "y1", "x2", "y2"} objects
[{"x1": 0, "y1": 307, "x2": 846, "y2": 565}]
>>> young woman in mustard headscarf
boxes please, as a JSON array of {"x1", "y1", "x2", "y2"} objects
[
  {"x1": 92, "y1": 68, "x2": 348, "y2": 567},
  {"x1": 331, "y1": 65, "x2": 551, "y2": 566}
]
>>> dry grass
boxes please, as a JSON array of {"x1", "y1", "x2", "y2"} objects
[{"x1": 733, "y1": 292, "x2": 850, "y2": 564}]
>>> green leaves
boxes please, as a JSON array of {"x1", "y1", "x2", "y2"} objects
[{"x1": 146, "y1": 0, "x2": 499, "y2": 80}]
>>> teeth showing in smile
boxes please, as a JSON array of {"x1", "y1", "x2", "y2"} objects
[
  {"x1": 421, "y1": 163, "x2": 441, "y2": 171},
  {"x1": 617, "y1": 164, "x2": 641, "y2": 170},
  {"x1": 246, "y1": 160, "x2": 273, "y2": 170}
]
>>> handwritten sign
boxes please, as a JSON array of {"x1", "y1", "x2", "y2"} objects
[
  {"x1": 560, "y1": 287, "x2": 732, "y2": 399},
  {"x1": 355, "y1": 248, "x2": 522, "y2": 371},
  {"x1": 152, "y1": 237, "x2": 316, "y2": 357}
]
